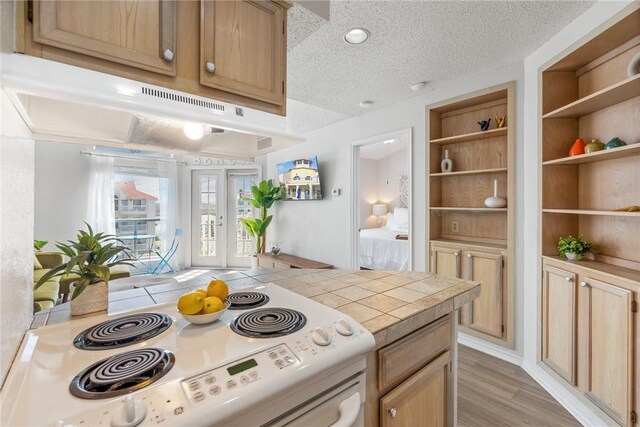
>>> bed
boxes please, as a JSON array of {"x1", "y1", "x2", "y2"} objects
[{"x1": 359, "y1": 227, "x2": 409, "y2": 271}]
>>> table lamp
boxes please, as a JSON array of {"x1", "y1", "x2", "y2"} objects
[{"x1": 372, "y1": 204, "x2": 388, "y2": 226}]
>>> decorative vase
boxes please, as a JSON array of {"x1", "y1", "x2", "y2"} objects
[
  {"x1": 270, "y1": 241, "x2": 281, "y2": 256},
  {"x1": 584, "y1": 139, "x2": 604, "y2": 153},
  {"x1": 70, "y1": 281, "x2": 108, "y2": 316},
  {"x1": 627, "y1": 51, "x2": 640, "y2": 78},
  {"x1": 565, "y1": 252, "x2": 583, "y2": 261},
  {"x1": 604, "y1": 137, "x2": 627, "y2": 150},
  {"x1": 477, "y1": 119, "x2": 491, "y2": 131},
  {"x1": 250, "y1": 254, "x2": 258, "y2": 270},
  {"x1": 441, "y1": 150, "x2": 453, "y2": 173},
  {"x1": 484, "y1": 179, "x2": 507, "y2": 208},
  {"x1": 495, "y1": 116, "x2": 506, "y2": 128},
  {"x1": 569, "y1": 138, "x2": 585, "y2": 156}
]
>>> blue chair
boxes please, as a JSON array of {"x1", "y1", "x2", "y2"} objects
[{"x1": 152, "y1": 229, "x2": 183, "y2": 274}]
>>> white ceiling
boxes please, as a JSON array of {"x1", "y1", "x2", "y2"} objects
[
  {"x1": 287, "y1": 1, "x2": 594, "y2": 122},
  {"x1": 360, "y1": 138, "x2": 408, "y2": 160}
]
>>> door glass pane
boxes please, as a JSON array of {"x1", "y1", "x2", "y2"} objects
[
  {"x1": 199, "y1": 175, "x2": 217, "y2": 257},
  {"x1": 232, "y1": 175, "x2": 257, "y2": 258}
]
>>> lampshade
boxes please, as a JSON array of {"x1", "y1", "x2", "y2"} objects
[{"x1": 372, "y1": 204, "x2": 388, "y2": 217}]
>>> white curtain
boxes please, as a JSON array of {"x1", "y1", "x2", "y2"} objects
[
  {"x1": 86, "y1": 156, "x2": 116, "y2": 235},
  {"x1": 158, "y1": 160, "x2": 180, "y2": 270}
]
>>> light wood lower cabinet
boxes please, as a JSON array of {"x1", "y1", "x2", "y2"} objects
[
  {"x1": 541, "y1": 257, "x2": 638, "y2": 426},
  {"x1": 380, "y1": 351, "x2": 451, "y2": 427},
  {"x1": 430, "y1": 241, "x2": 508, "y2": 344},
  {"x1": 542, "y1": 264, "x2": 577, "y2": 384}
]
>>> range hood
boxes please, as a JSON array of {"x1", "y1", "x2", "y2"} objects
[{"x1": 1, "y1": 54, "x2": 303, "y2": 158}]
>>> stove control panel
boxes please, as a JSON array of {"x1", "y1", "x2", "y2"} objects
[{"x1": 180, "y1": 344, "x2": 299, "y2": 406}]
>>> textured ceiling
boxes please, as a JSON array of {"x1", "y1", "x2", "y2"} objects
[{"x1": 287, "y1": 1, "x2": 594, "y2": 120}]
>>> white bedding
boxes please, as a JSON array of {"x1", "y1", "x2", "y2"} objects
[{"x1": 359, "y1": 228, "x2": 409, "y2": 271}]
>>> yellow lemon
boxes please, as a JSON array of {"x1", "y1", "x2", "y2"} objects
[
  {"x1": 207, "y1": 280, "x2": 229, "y2": 300},
  {"x1": 177, "y1": 292, "x2": 205, "y2": 315},
  {"x1": 193, "y1": 289, "x2": 208, "y2": 298},
  {"x1": 202, "y1": 296, "x2": 224, "y2": 314}
]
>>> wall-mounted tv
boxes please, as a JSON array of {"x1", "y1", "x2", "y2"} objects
[{"x1": 277, "y1": 156, "x2": 323, "y2": 200}]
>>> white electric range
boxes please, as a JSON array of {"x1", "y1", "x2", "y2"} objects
[{"x1": 1, "y1": 283, "x2": 375, "y2": 427}]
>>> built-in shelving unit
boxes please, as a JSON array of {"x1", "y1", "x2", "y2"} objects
[
  {"x1": 427, "y1": 82, "x2": 515, "y2": 348},
  {"x1": 539, "y1": 11, "x2": 639, "y2": 427}
]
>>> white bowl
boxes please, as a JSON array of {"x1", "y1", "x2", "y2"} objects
[{"x1": 181, "y1": 300, "x2": 230, "y2": 325}]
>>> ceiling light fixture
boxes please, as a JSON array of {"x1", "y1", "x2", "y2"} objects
[
  {"x1": 359, "y1": 100, "x2": 374, "y2": 108},
  {"x1": 183, "y1": 123, "x2": 205, "y2": 140},
  {"x1": 344, "y1": 28, "x2": 370, "y2": 45},
  {"x1": 410, "y1": 81, "x2": 429, "y2": 91},
  {"x1": 383, "y1": 139, "x2": 396, "y2": 144}
]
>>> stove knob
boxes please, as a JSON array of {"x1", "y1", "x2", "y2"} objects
[
  {"x1": 336, "y1": 319, "x2": 353, "y2": 336},
  {"x1": 111, "y1": 396, "x2": 147, "y2": 427},
  {"x1": 311, "y1": 327, "x2": 331, "y2": 346}
]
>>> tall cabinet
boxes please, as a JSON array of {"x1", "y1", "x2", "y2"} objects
[
  {"x1": 427, "y1": 82, "x2": 515, "y2": 348},
  {"x1": 540, "y1": 10, "x2": 639, "y2": 427}
]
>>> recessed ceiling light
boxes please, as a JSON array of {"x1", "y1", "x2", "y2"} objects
[
  {"x1": 183, "y1": 123, "x2": 205, "y2": 140},
  {"x1": 344, "y1": 28, "x2": 370, "y2": 45},
  {"x1": 359, "y1": 100, "x2": 374, "y2": 108},
  {"x1": 410, "y1": 81, "x2": 429, "y2": 91}
]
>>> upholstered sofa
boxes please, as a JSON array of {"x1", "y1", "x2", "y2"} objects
[{"x1": 33, "y1": 252, "x2": 63, "y2": 312}]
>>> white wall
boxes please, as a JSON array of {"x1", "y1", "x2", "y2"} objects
[
  {"x1": 358, "y1": 158, "x2": 378, "y2": 230},
  {"x1": 521, "y1": 2, "x2": 638, "y2": 426},
  {"x1": 0, "y1": 91, "x2": 34, "y2": 383},
  {"x1": 377, "y1": 147, "x2": 408, "y2": 210},
  {"x1": 34, "y1": 141, "x2": 92, "y2": 247}
]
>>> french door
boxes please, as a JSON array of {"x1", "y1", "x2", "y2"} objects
[{"x1": 191, "y1": 169, "x2": 258, "y2": 267}]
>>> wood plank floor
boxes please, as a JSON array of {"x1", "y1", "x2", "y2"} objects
[{"x1": 458, "y1": 345, "x2": 581, "y2": 427}]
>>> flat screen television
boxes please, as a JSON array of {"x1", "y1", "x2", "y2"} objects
[{"x1": 277, "y1": 156, "x2": 323, "y2": 200}]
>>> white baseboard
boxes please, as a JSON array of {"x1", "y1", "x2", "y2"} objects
[
  {"x1": 521, "y1": 362, "x2": 615, "y2": 427},
  {"x1": 457, "y1": 332, "x2": 522, "y2": 366}
]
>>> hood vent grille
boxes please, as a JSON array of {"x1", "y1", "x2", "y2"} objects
[
  {"x1": 141, "y1": 87, "x2": 225, "y2": 112},
  {"x1": 257, "y1": 137, "x2": 273, "y2": 151}
]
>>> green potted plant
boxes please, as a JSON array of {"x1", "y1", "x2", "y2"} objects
[
  {"x1": 240, "y1": 179, "x2": 285, "y2": 268},
  {"x1": 34, "y1": 223, "x2": 134, "y2": 315},
  {"x1": 557, "y1": 235, "x2": 593, "y2": 261}
]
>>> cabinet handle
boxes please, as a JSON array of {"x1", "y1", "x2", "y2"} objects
[
  {"x1": 162, "y1": 49, "x2": 175, "y2": 62},
  {"x1": 455, "y1": 251, "x2": 461, "y2": 279},
  {"x1": 565, "y1": 276, "x2": 573, "y2": 282},
  {"x1": 580, "y1": 281, "x2": 589, "y2": 288},
  {"x1": 206, "y1": 61, "x2": 216, "y2": 73},
  {"x1": 387, "y1": 408, "x2": 397, "y2": 419}
]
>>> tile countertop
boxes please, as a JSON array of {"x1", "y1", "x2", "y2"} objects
[{"x1": 34, "y1": 269, "x2": 480, "y2": 349}]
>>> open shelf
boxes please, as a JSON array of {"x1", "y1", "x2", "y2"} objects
[
  {"x1": 542, "y1": 255, "x2": 640, "y2": 283},
  {"x1": 542, "y1": 209, "x2": 640, "y2": 217},
  {"x1": 430, "y1": 207, "x2": 507, "y2": 212},
  {"x1": 429, "y1": 127, "x2": 507, "y2": 145},
  {"x1": 542, "y1": 143, "x2": 640, "y2": 166},
  {"x1": 542, "y1": 74, "x2": 640, "y2": 119},
  {"x1": 430, "y1": 167, "x2": 507, "y2": 177}
]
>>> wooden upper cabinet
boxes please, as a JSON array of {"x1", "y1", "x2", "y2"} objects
[
  {"x1": 33, "y1": 0, "x2": 177, "y2": 76},
  {"x1": 580, "y1": 277, "x2": 634, "y2": 426},
  {"x1": 541, "y1": 263, "x2": 577, "y2": 385},
  {"x1": 200, "y1": 1, "x2": 285, "y2": 106},
  {"x1": 465, "y1": 250, "x2": 503, "y2": 338}
]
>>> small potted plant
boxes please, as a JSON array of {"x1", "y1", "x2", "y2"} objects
[
  {"x1": 240, "y1": 179, "x2": 285, "y2": 269},
  {"x1": 34, "y1": 223, "x2": 133, "y2": 315},
  {"x1": 557, "y1": 235, "x2": 593, "y2": 261}
]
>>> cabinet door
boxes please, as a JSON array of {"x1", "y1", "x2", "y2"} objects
[
  {"x1": 33, "y1": 1, "x2": 177, "y2": 76},
  {"x1": 581, "y1": 277, "x2": 634, "y2": 426},
  {"x1": 430, "y1": 245, "x2": 460, "y2": 279},
  {"x1": 541, "y1": 264, "x2": 577, "y2": 384},
  {"x1": 200, "y1": 1, "x2": 285, "y2": 105},
  {"x1": 465, "y1": 251, "x2": 504, "y2": 338},
  {"x1": 380, "y1": 351, "x2": 451, "y2": 427}
]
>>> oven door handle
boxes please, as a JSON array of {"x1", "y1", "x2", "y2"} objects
[{"x1": 329, "y1": 392, "x2": 361, "y2": 427}]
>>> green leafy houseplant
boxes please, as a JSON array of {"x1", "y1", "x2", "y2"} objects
[
  {"x1": 240, "y1": 179, "x2": 285, "y2": 254},
  {"x1": 557, "y1": 235, "x2": 593, "y2": 260},
  {"x1": 33, "y1": 240, "x2": 48, "y2": 251},
  {"x1": 34, "y1": 223, "x2": 134, "y2": 300}
]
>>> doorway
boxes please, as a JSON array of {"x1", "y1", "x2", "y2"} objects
[
  {"x1": 191, "y1": 168, "x2": 259, "y2": 268},
  {"x1": 350, "y1": 129, "x2": 412, "y2": 271}
]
